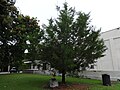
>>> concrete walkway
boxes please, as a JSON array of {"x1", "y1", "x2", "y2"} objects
[{"x1": 0, "y1": 72, "x2": 10, "y2": 74}]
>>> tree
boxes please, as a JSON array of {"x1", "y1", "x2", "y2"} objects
[
  {"x1": 14, "y1": 15, "x2": 43, "y2": 63},
  {"x1": 42, "y1": 2, "x2": 106, "y2": 83},
  {"x1": 0, "y1": 0, "x2": 19, "y2": 71},
  {"x1": 0, "y1": 0, "x2": 43, "y2": 71}
]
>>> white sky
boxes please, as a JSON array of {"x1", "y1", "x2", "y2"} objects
[{"x1": 15, "y1": 0, "x2": 120, "y2": 32}]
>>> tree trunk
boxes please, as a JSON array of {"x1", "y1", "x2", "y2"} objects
[{"x1": 62, "y1": 69, "x2": 66, "y2": 84}]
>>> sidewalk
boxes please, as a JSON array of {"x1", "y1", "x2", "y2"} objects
[{"x1": 0, "y1": 72, "x2": 10, "y2": 75}]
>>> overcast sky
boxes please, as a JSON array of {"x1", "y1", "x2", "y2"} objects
[{"x1": 15, "y1": 0, "x2": 120, "y2": 32}]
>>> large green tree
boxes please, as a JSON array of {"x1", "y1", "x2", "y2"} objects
[
  {"x1": 14, "y1": 15, "x2": 43, "y2": 63},
  {"x1": 0, "y1": 0, "x2": 42, "y2": 71},
  {"x1": 42, "y1": 3, "x2": 106, "y2": 83},
  {"x1": 0, "y1": 0, "x2": 19, "y2": 71}
]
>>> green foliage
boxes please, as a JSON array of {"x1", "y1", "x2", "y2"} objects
[
  {"x1": 14, "y1": 15, "x2": 43, "y2": 62},
  {"x1": 0, "y1": 0, "x2": 42, "y2": 71},
  {"x1": 41, "y1": 2, "x2": 106, "y2": 83},
  {"x1": 0, "y1": 0, "x2": 19, "y2": 70}
]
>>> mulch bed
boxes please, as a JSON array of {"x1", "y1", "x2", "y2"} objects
[{"x1": 44, "y1": 83, "x2": 89, "y2": 90}]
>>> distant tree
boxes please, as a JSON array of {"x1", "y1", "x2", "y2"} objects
[
  {"x1": 42, "y1": 2, "x2": 106, "y2": 83},
  {"x1": 0, "y1": 0, "x2": 43, "y2": 71},
  {"x1": 6, "y1": 14, "x2": 43, "y2": 70},
  {"x1": 14, "y1": 15, "x2": 43, "y2": 63},
  {"x1": 0, "y1": 0, "x2": 19, "y2": 71}
]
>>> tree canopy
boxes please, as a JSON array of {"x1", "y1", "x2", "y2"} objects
[
  {"x1": 10, "y1": 14, "x2": 42, "y2": 70},
  {"x1": 0, "y1": 0, "x2": 42, "y2": 71},
  {"x1": 0, "y1": 0, "x2": 19, "y2": 71},
  {"x1": 15, "y1": 15, "x2": 43, "y2": 62},
  {"x1": 41, "y1": 2, "x2": 106, "y2": 83}
]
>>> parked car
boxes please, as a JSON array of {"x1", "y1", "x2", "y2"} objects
[{"x1": 10, "y1": 67, "x2": 17, "y2": 73}]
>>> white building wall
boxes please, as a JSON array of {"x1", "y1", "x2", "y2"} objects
[{"x1": 94, "y1": 28, "x2": 120, "y2": 71}]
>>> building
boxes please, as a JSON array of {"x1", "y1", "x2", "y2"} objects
[
  {"x1": 80, "y1": 27, "x2": 120, "y2": 81},
  {"x1": 94, "y1": 27, "x2": 120, "y2": 71}
]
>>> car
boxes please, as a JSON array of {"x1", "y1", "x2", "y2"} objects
[{"x1": 10, "y1": 67, "x2": 17, "y2": 73}]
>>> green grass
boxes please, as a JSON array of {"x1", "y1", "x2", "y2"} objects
[
  {"x1": 66, "y1": 77, "x2": 120, "y2": 90},
  {"x1": 0, "y1": 74, "x2": 50, "y2": 90},
  {"x1": 0, "y1": 74, "x2": 120, "y2": 90}
]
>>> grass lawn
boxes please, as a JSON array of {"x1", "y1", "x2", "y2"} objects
[{"x1": 0, "y1": 74, "x2": 120, "y2": 90}]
